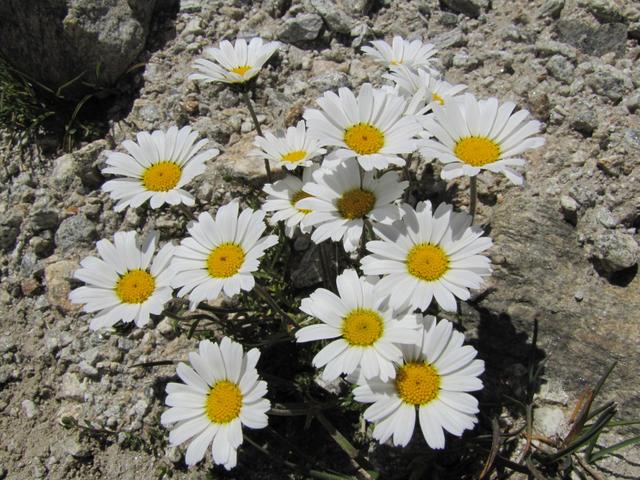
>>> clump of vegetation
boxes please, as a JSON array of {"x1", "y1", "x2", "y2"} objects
[
  {"x1": 0, "y1": 56, "x2": 119, "y2": 154},
  {"x1": 0, "y1": 57, "x2": 54, "y2": 152}
]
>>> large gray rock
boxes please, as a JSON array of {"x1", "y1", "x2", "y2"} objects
[
  {"x1": 591, "y1": 231, "x2": 640, "y2": 274},
  {"x1": 546, "y1": 55, "x2": 575, "y2": 84},
  {"x1": 586, "y1": 66, "x2": 631, "y2": 102},
  {"x1": 0, "y1": 0, "x2": 157, "y2": 94},
  {"x1": 557, "y1": 21, "x2": 627, "y2": 57},
  {"x1": 29, "y1": 205, "x2": 60, "y2": 232},
  {"x1": 568, "y1": 104, "x2": 599, "y2": 136},
  {"x1": 0, "y1": 213, "x2": 22, "y2": 252},
  {"x1": 311, "y1": 0, "x2": 355, "y2": 35},
  {"x1": 440, "y1": 0, "x2": 490, "y2": 18},
  {"x1": 55, "y1": 214, "x2": 97, "y2": 250},
  {"x1": 539, "y1": 0, "x2": 565, "y2": 18},
  {"x1": 479, "y1": 192, "x2": 640, "y2": 420},
  {"x1": 556, "y1": 6, "x2": 628, "y2": 58},
  {"x1": 578, "y1": 0, "x2": 627, "y2": 23},
  {"x1": 277, "y1": 13, "x2": 324, "y2": 44},
  {"x1": 50, "y1": 139, "x2": 107, "y2": 191}
]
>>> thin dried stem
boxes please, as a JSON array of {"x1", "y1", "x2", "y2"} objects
[
  {"x1": 318, "y1": 242, "x2": 335, "y2": 292},
  {"x1": 241, "y1": 89, "x2": 271, "y2": 182},
  {"x1": 315, "y1": 412, "x2": 375, "y2": 480},
  {"x1": 178, "y1": 203, "x2": 197, "y2": 221},
  {"x1": 254, "y1": 282, "x2": 296, "y2": 329},
  {"x1": 469, "y1": 175, "x2": 477, "y2": 221}
]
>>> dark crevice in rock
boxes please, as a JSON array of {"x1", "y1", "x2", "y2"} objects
[{"x1": 0, "y1": 0, "x2": 180, "y2": 155}]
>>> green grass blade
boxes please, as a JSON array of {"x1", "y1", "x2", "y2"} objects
[
  {"x1": 129, "y1": 360, "x2": 176, "y2": 368},
  {"x1": 602, "y1": 420, "x2": 640, "y2": 428},
  {"x1": 588, "y1": 434, "x2": 640, "y2": 463},
  {"x1": 591, "y1": 361, "x2": 617, "y2": 405},
  {"x1": 546, "y1": 407, "x2": 616, "y2": 463},
  {"x1": 55, "y1": 70, "x2": 87, "y2": 98}
]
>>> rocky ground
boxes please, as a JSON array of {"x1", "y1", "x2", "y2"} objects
[{"x1": 1, "y1": 0, "x2": 639, "y2": 478}]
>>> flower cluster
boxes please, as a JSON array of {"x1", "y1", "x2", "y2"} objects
[{"x1": 68, "y1": 34, "x2": 544, "y2": 471}]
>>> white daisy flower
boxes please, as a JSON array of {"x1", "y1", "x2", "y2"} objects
[
  {"x1": 353, "y1": 315, "x2": 484, "y2": 449},
  {"x1": 262, "y1": 164, "x2": 319, "y2": 238},
  {"x1": 69, "y1": 231, "x2": 175, "y2": 330},
  {"x1": 385, "y1": 66, "x2": 466, "y2": 114},
  {"x1": 361, "y1": 201, "x2": 492, "y2": 313},
  {"x1": 362, "y1": 35, "x2": 438, "y2": 74},
  {"x1": 419, "y1": 94, "x2": 545, "y2": 185},
  {"x1": 296, "y1": 269, "x2": 419, "y2": 382},
  {"x1": 303, "y1": 83, "x2": 421, "y2": 171},
  {"x1": 251, "y1": 120, "x2": 326, "y2": 171},
  {"x1": 189, "y1": 37, "x2": 280, "y2": 85},
  {"x1": 297, "y1": 161, "x2": 408, "y2": 252},
  {"x1": 102, "y1": 126, "x2": 219, "y2": 212},
  {"x1": 171, "y1": 201, "x2": 278, "y2": 310},
  {"x1": 161, "y1": 337, "x2": 270, "y2": 469}
]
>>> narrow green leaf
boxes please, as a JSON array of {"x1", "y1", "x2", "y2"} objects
[
  {"x1": 527, "y1": 318, "x2": 539, "y2": 401},
  {"x1": 187, "y1": 318, "x2": 201, "y2": 339},
  {"x1": 129, "y1": 360, "x2": 176, "y2": 368},
  {"x1": 479, "y1": 417, "x2": 501, "y2": 479},
  {"x1": 586, "y1": 400, "x2": 617, "y2": 422},
  {"x1": 591, "y1": 361, "x2": 617, "y2": 405},
  {"x1": 546, "y1": 407, "x2": 616, "y2": 463},
  {"x1": 604, "y1": 420, "x2": 640, "y2": 428},
  {"x1": 55, "y1": 70, "x2": 87, "y2": 97},
  {"x1": 525, "y1": 458, "x2": 547, "y2": 480},
  {"x1": 588, "y1": 434, "x2": 640, "y2": 463}
]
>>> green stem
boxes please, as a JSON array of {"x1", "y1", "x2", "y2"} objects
[
  {"x1": 318, "y1": 242, "x2": 335, "y2": 292},
  {"x1": 315, "y1": 412, "x2": 375, "y2": 480},
  {"x1": 268, "y1": 401, "x2": 335, "y2": 416},
  {"x1": 403, "y1": 156, "x2": 412, "y2": 181},
  {"x1": 402, "y1": 153, "x2": 414, "y2": 202},
  {"x1": 267, "y1": 222, "x2": 287, "y2": 272},
  {"x1": 178, "y1": 203, "x2": 197, "y2": 221},
  {"x1": 254, "y1": 282, "x2": 296, "y2": 329},
  {"x1": 196, "y1": 302, "x2": 249, "y2": 314},
  {"x1": 162, "y1": 310, "x2": 216, "y2": 323},
  {"x1": 362, "y1": 220, "x2": 374, "y2": 259},
  {"x1": 241, "y1": 89, "x2": 271, "y2": 182},
  {"x1": 469, "y1": 176, "x2": 477, "y2": 221},
  {"x1": 244, "y1": 434, "x2": 353, "y2": 480},
  {"x1": 403, "y1": 155, "x2": 413, "y2": 200},
  {"x1": 245, "y1": 330, "x2": 294, "y2": 348}
]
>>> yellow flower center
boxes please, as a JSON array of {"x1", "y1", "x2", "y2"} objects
[
  {"x1": 390, "y1": 59, "x2": 403, "y2": 65},
  {"x1": 344, "y1": 123, "x2": 385, "y2": 155},
  {"x1": 454, "y1": 136, "x2": 501, "y2": 167},
  {"x1": 205, "y1": 380, "x2": 243, "y2": 424},
  {"x1": 281, "y1": 150, "x2": 307, "y2": 164},
  {"x1": 291, "y1": 190, "x2": 312, "y2": 214},
  {"x1": 142, "y1": 162, "x2": 182, "y2": 192},
  {"x1": 230, "y1": 65, "x2": 252, "y2": 76},
  {"x1": 115, "y1": 269, "x2": 156, "y2": 304},
  {"x1": 207, "y1": 243, "x2": 245, "y2": 278},
  {"x1": 406, "y1": 243, "x2": 449, "y2": 281},
  {"x1": 342, "y1": 308, "x2": 384, "y2": 346},
  {"x1": 337, "y1": 188, "x2": 376, "y2": 220},
  {"x1": 432, "y1": 93, "x2": 445, "y2": 105},
  {"x1": 395, "y1": 362, "x2": 441, "y2": 405}
]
